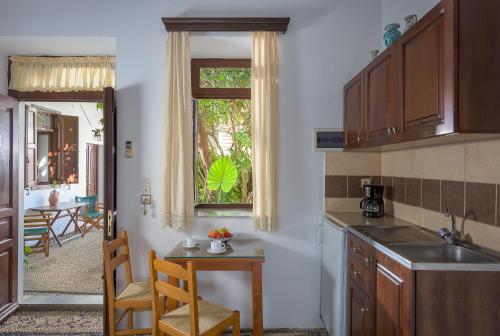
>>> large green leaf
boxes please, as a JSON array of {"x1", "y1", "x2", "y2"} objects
[{"x1": 206, "y1": 157, "x2": 238, "y2": 193}]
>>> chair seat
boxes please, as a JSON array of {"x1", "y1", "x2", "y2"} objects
[
  {"x1": 25, "y1": 227, "x2": 49, "y2": 235},
  {"x1": 87, "y1": 211, "x2": 103, "y2": 219},
  {"x1": 160, "y1": 300, "x2": 233, "y2": 335},
  {"x1": 116, "y1": 281, "x2": 151, "y2": 302}
]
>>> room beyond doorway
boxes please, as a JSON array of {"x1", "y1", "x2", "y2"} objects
[{"x1": 21, "y1": 101, "x2": 105, "y2": 304}]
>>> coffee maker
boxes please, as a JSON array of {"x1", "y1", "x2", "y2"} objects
[{"x1": 360, "y1": 185, "x2": 384, "y2": 217}]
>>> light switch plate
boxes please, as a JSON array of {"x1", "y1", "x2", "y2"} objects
[{"x1": 142, "y1": 178, "x2": 151, "y2": 194}]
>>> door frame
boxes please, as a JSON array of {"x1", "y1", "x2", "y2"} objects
[
  {"x1": 103, "y1": 87, "x2": 117, "y2": 335},
  {"x1": 0, "y1": 94, "x2": 19, "y2": 322},
  {"x1": 10, "y1": 89, "x2": 117, "y2": 333}
]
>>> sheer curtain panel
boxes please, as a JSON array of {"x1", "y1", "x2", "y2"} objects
[
  {"x1": 163, "y1": 32, "x2": 194, "y2": 230},
  {"x1": 251, "y1": 31, "x2": 279, "y2": 232}
]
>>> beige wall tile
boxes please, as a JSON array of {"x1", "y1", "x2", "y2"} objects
[
  {"x1": 325, "y1": 197, "x2": 362, "y2": 213},
  {"x1": 391, "y1": 202, "x2": 419, "y2": 223},
  {"x1": 465, "y1": 139, "x2": 500, "y2": 184},
  {"x1": 412, "y1": 143, "x2": 465, "y2": 181},
  {"x1": 462, "y1": 219, "x2": 500, "y2": 252},
  {"x1": 325, "y1": 152, "x2": 381, "y2": 176},
  {"x1": 381, "y1": 150, "x2": 413, "y2": 177}
]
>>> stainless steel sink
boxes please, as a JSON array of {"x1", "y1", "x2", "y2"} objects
[{"x1": 387, "y1": 243, "x2": 500, "y2": 264}]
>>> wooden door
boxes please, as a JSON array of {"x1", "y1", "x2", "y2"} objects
[
  {"x1": 0, "y1": 94, "x2": 19, "y2": 322},
  {"x1": 375, "y1": 252, "x2": 413, "y2": 336},
  {"x1": 103, "y1": 87, "x2": 117, "y2": 334},
  {"x1": 347, "y1": 279, "x2": 371, "y2": 336},
  {"x1": 344, "y1": 72, "x2": 365, "y2": 149},
  {"x1": 24, "y1": 106, "x2": 37, "y2": 188},
  {"x1": 58, "y1": 115, "x2": 79, "y2": 184},
  {"x1": 86, "y1": 144, "x2": 98, "y2": 196},
  {"x1": 365, "y1": 48, "x2": 397, "y2": 146},
  {"x1": 397, "y1": 1, "x2": 455, "y2": 141}
]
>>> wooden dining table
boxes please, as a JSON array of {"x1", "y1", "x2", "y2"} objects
[
  {"x1": 29, "y1": 201, "x2": 88, "y2": 247},
  {"x1": 164, "y1": 239, "x2": 265, "y2": 336}
]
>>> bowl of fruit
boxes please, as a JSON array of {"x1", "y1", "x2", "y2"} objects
[{"x1": 208, "y1": 227, "x2": 233, "y2": 243}]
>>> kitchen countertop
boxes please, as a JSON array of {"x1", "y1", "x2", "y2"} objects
[
  {"x1": 325, "y1": 211, "x2": 500, "y2": 271},
  {"x1": 324, "y1": 211, "x2": 417, "y2": 229}
]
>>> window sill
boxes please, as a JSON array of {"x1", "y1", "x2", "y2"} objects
[{"x1": 195, "y1": 208, "x2": 252, "y2": 218}]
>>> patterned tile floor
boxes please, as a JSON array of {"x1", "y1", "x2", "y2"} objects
[{"x1": 0, "y1": 310, "x2": 328, "y2": 335}]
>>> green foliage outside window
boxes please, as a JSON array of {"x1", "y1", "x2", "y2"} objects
[
  {"x1": 196, "y1": 67, "x2": 252, "y2": 204},
  {"x1": 200, "y1": 67, "x2": 251, "y2": 88}
]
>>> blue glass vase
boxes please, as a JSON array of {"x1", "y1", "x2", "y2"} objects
[{"x1": 383, "y1": 23, "x2": 402, "y2": 47}]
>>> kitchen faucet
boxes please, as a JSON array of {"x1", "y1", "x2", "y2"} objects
[{"x1": 437, "y1": 208, "x2": 461, "y2": 245}]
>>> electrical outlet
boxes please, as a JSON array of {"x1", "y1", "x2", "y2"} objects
[
  {"x1": 142, "y1": 178, "x2": 151, "y2": 194},
  {"x1": 361, "y1": 178, "x2": 371, "y2": 187}
]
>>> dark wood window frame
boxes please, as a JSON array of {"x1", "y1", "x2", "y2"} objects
[
  {"x1": 192, "y1": 58, "x2": 252, "y2": 210},
  {"x1": 8, "y1": 58, "x2": 104, "y2": 102},
  {"x1": 191, "y1": 58, "x2": 251, "y2": 99}
]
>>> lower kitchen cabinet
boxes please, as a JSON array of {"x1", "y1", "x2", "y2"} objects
[
  {"x1": 346, "y1": 231, "x2": 500, "y2": 336},
  {"x1": 347, "y1": 278, "x2": 372, "y2": 336},
  {"x1": 375, "y1": 251, "x2": 413, "y2": 336}
]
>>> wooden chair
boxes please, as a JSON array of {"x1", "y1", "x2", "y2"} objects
[
  {"x1": 148, "y1": 250, "x2": 240, "y2": 336},
  {"x1": 76, "y1": 195, "x2": 104, "y2": 234},
  {"x1": 24, "y1": 213, "x2": 51, "y2": 257},
  {"x1": 103, "y1": 231, "x2": 152, "y2": 336}
]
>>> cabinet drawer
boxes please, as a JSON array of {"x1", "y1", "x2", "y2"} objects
[
  {"x1": 348, "y1": 254, "x2": 371, "y2": 295},
  {"x1": 347, "y1": 232, "x2": 373, "y2": 268}
]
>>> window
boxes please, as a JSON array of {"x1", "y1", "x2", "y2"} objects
[
  {"x1": 25, "y1": 105, "x2": 79, "y2": 187},
  {"x1": 192, "y1": 59, "x2": 252, "y2": 208}
]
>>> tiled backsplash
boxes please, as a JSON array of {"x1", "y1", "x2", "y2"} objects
[
  {"x1": 326, "y1": 175, "x2": 499, "y2": 227},
  {"x1": 325, "y1": 138, "x2": 500, "y2": 252}
]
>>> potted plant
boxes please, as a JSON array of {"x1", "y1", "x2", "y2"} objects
[
  {"x1": 92, "y1": 102, "x2": 104, "y2": 141},
  {"x1": 48, "y1": 181, "x2": 59, "y2": 206}
]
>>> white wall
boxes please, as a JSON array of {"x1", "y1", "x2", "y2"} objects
[
  {"x1": 0, "y1": 0, "x2": 382, "y2": 328},
  {"x1": 23, "y1": 102, "x2": 103, "y2": 235}
]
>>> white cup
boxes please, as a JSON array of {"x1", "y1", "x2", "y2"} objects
[
  {"x1": 210, "y1": 240, "x2": 225, "y2": 252},
  {"x1": 183, "y1": 236, "x2": 198, "y2": 248}
]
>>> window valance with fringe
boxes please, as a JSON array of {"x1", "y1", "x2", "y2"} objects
[{"x1": 8, "y1": 56, "x2": 115, "y2": 92}]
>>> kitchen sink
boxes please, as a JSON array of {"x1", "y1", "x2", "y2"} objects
[{"x1": 387, "y1": 243, "x2": 500, "y2": 264}]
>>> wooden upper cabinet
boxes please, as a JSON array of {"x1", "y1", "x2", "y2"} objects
[
  {"x1": 365, "y1": 48, "x2": 397, "y2": 146},
  {"x1": 344, "y1": 72, "x2": 365, "y2": 149},
  {"x1": 397, "y1": 1, "x2": 454, "y2": 141}
]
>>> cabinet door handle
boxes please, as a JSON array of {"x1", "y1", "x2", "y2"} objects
[
  {"x1": 353, "y1": 270, "x2": 361, "y2": 279},
  {"x1": 364, "y1": 256, "x2": 372, "y2": 266},
  {"x1": 352, "y1": 246, "x2": 361, "y2": 254},
  {"x1": 361, "y1": 307, "x2": 368, "y2": 334},
  {"x1": 387, "y1": 128, "x2": 391, "y2": 136}
]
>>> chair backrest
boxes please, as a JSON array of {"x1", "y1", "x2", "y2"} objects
[
  {"x1": 103, "y1": 230, "x2": 133, "y2": 301},
  {"x1": 75, "y1": 195, "x2": 97, "y2": 213},
  {"x1": 24, "y1": 213, "x2": 51, "y2": 230},
  {"x1": 149, "y1": 250, "x2": 199, "y2": 335}
]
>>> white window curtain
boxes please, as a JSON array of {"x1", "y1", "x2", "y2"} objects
[
  {"x1": 8, "y1": 56, "x2": 115, "y2": 92},
  {"x1": 163, "y1": 31, "x2": 194, "y2": 230},
  {"x1": 252, "y1": 32, "x2": 279, "y2": 232}
]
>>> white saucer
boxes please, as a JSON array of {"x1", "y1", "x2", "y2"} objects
[
  {"x1": 206, "y1": 247, "x2": 226, "y2": 254},
  {"x1": 183, "y1": 242, "x2": 199, "y2": 249}
]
